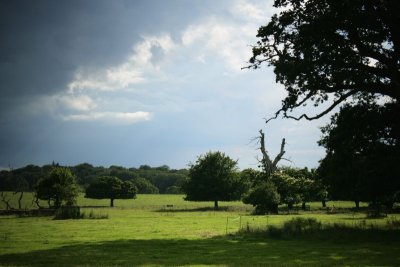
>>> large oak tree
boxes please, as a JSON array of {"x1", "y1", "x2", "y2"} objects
[
  {"x1": 248, "y1": 0, "x2": 400, "y2": 208},
  {"x1": 183, "y1": 151, "x2": 243, "y2": 209},
  {"x1": 247, "y1": 0, "x2": 399, "y2": 121}
]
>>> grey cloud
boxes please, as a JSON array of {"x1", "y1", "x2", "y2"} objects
[
  {"x1": 0, "y1": 0, "x2": 224, "y2": 100},
  {"x1": 1, "y1": 1, "x2": 133, "y2": 99}
]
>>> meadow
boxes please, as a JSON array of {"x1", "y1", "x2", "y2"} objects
[{"x1": 0, "y1": 194, "x2": 400, "y2": 266}]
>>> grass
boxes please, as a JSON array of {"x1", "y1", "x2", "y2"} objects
[{"x1": 0, "y1": 193, "x2": 400, "y2": 266}]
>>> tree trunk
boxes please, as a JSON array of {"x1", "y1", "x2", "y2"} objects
[
  {"x1": 288, "y1": 203, "x2": 293, "y2": 210},
  {"x1": 18, "y1": 191, "x2": 23, "y2": 210},
  {"x1": 0, "y1": 192, "x2": 12, "y2": 210},
  {"x1": 110, "y1": 198, "x2": 114, "y2": 207},
  {"x1": 272, "y1": 204, "x2": 279, "y2": 214},
  {"x1": 322, "y1": 200, "x2": 326, "y2": 208},
  {"x1": 301, "y1": 202, "x2": 306, "y2": 211},
  {"x1": 33, "y1": 195, "x2": 43, "y2": 209},
  {"x1": 258, "y1": 130, "x2": 286, "y2": 177},
  {"x1": 214, "y1": 200, "x2": 218, "y2": 209},
  {"x1": 54, "y1": 198, "x2": 61, "y2": 209},
  {"x1": 355, "y1": 200, "x2": 360, "y2": 209}
]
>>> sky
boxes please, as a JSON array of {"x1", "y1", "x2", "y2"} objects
[{"x1": 0, "y1": 0, "x2": 331, "y2": 170}]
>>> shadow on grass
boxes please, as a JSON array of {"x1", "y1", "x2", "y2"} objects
[
  {"x1": 1, "y1": 231, "x2": 400, "y2": 266},
  {"x1": 80, "y1": 205, "x2": 110, "y2": 208},
  {"x1": 155, "y1": 206, "x2": 254, "y2": 213},
  {"x1": 155, "y1": 206, "x2": 231, "y2": 212}
]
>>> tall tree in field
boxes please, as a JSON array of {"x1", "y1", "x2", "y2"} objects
[
  {"x1": 247, "y1": 0, "x2": 399, "y2": 207},
  {"x1": 318, "y1": 102, "x2": 400, "y2": 209},
  {"x1": 35, "y1": 167, "x2": 79, "y2": 209},
  {"x1": 183, "y1": 151, "x2": 242, "y2": 209},
  {"x1": 85, "y1": 176, "x2": 137, "y2": 207},
  {"x1": 247, "y1": 0, "x2": 399, "y2": 121}
]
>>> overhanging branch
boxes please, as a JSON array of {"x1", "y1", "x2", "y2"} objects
[
  {"x1": 265, "y1": 90, "x2": 356, "y2": 124},
  {"x1": 283, "y1": 90, "x2": 357, "y2": 121}
]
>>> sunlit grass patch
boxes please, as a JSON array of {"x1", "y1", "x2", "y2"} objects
[{"x1": 0, "y1": 194, "x2": 400, "y2": 266}]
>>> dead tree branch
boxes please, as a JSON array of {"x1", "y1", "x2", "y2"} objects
[{"x1": 258, "y1": 130, "x2": 286, "y2": 177}]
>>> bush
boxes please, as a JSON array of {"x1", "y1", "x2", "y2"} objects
[
  {"x1": 243, "y1": 181, "x2": 280, "y2": 214},
  {"x1": 81, "y1": 210, "x2": 109, "y2": 219},
  {"x1": 386, "y1": 217, "x2": 400, "y2": 229},
  {"x1": 267, "y1": 225, "x2": 283, "y2": 238},
  {"x1": 266, "y1": 218, "x2": 322, "y2": 238},
  {"x1": 367, "y1": 203, "x2": 387, "y2": 218},
  {"x1": 282, "y1": 218, "x2": 322, "y2": 235},
  {"x1": 54, "y1": 206, "x2": 81, "y2": 220}
]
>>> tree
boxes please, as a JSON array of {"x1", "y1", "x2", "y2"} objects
[
  {"x1": 183, "y1": 151, "x2": 243, "y2": 209},
  {"x1": 243, "y1": 131, "x2": 288, "y2": 214},
  {"x1": 318, "y1": 102, "x2": 400, "y2": 209},
  {"x1": 271, "y1": 172, "x2": 301, "y2": 210},
  {"x1": 257, "y1": 130, "x2": 287, "y2": 177},
  {"x1": 243, "y1": 181, "x2": 280, "y2": 214},
  {"x1": 279, "y1": 167, "x2": 325, "y2": 209},
  {"x1": 247, "y1": 0, "x2": 400, "y2": 122},
  {"x1": 164, "y1": 186, "x2": 182, "y2": 194},
  {"x1": 239, "y1": 168, "x2": 259, "y2": 194},
  {"x1": 246, "y1": 0, "x2": 400, "y2": 211},
  {"x1": 10, "y1": 175, "x2": 29, "y2": 210},
  {"x1": 35, "y1": 167, "x2": 79, "y2": 209},
  {"x1": 132, "y1": 177, "x2": 159, "y2": 194},
  {"x1": 85, "y1": 176, "x2": 137, "y2": 207}
]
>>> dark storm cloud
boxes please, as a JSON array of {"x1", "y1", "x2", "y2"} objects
[
  {"x1": 2, "y1": 0, "x2": 298, "y2": 170},
  {"x1": 0, "y1": 0, "x2": 221, "y2": 101},
  {"x1": 0, "y1": 0, "x2": 134, "y2": 100}
]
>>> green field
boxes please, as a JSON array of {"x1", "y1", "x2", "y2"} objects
[{"x1": 1, "y1": 194, "x2": 399, "y2": 266}]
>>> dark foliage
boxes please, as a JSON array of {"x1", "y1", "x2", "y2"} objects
[
  {"x1": 248, "y1": 0, "x2": 400, "y2": 121},
  {"x1": 183, "y1": 151, "x2": 244, "y2": 208},
  {"x1": 85, "y1": 176, "x2": 137, "y2": 207},
  {"x1": 243, "y1": 181, "x2": 280, "y2": 214},
  {"x1": 318, "y1": 102, "x2": 400, "y2": 208},
  {"x1": 1, "y1": 163, "x2": 188, "y2": 195},
  {"x1": 35, "y1": 167, "x2": 79, "y2": 209}
]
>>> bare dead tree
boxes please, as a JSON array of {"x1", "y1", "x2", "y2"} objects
[
  {"x1": 1, "y1": 192, "x2": 12, "y2": 210},
  {"x1": 258, "y1": 129, "x2": 288, "y2": 178},
  {"x1": 13, "y1": 191, "x2": 24, "y2": 210},
  {"x1": 8, "y1": 165, "x2": 27, "y2": 210},
  {"x1": 32, "y1": 193, "x2": 43, "y2": 209}
]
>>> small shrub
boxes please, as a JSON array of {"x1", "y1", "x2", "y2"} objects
[
  {"x1": 81, "y1": 210, "x2": 109, "y2": 219},
  {"x1": 386, "y1": 217, "x2": 400, "y2": 229},
  {"x1": 355, "y1": 219, "x2": 367, "y2": 229},
  {"x1": 54, "y1": 206, "x2": 81, "y2": 220},
  {"x1": 367, "y1": 203, "x2": 387, "y2": 218},
  {"x1": 265, "y1": 218, "x2": 322, "y2": 238},
  {"x1": 282, "y1": 217, "x2": 322, "y2": 235},
  {"x1": 267, "y1": 225, "x2": 282, "y2": 238}
]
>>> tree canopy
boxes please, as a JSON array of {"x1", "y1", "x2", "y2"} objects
[
  {"x1": 318, "y1": 102, "x2": 400, "y2": 208},
  {"x1": 183, "y1": 151, "x2": 243, "y2": 209},
  {"x1": 0, "y1": 163, "x2": 188, "y2": 196},
  {"x1": 248, "y1": 0, "x2": 400, "y2": 121},
  {"x1": 35, "y1": 167, "x2": 79, "y2": 209},
  {"x1": 85, "y1": 176, "x2": 137, "y2": 207},
  {"x1": 243, "y1": 180, "x2": 280, "y2": 214}
]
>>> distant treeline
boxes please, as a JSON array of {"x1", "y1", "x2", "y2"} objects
[{"x1": 0, "y1": 163, "x2": 188, "y2": 194}]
